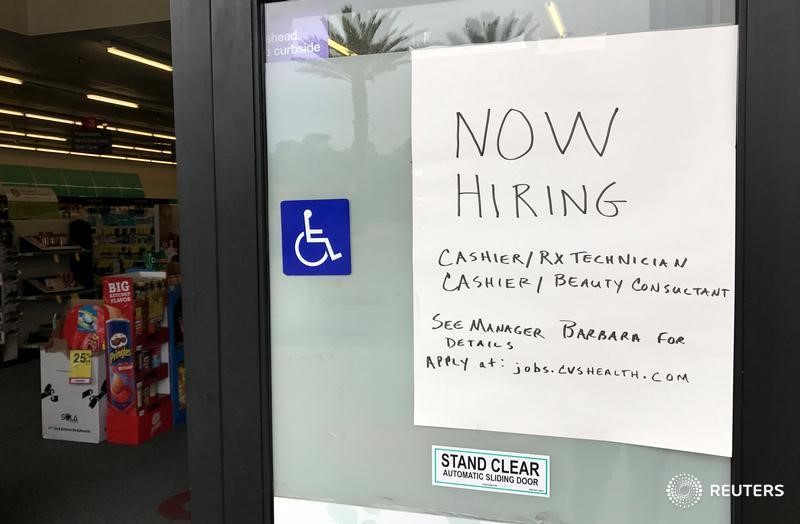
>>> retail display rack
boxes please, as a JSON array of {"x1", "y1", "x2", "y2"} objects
[
  {"x1": 103, "y1": 272, "x2": 172, "y2": 445},
  {"x1": 167, "y1": 281, "x2": 186, "y2": 426}
]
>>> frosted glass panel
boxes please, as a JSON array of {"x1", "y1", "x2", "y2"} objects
[{"x1": 266, "y1": 1, "x2": 735, "y2": 522}]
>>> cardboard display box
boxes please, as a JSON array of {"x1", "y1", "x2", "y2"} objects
[
  {"x1": 40, "y1": 299, "x2": 110, "y2": 444},
  {"x1": 40, "y1": 337, "x2": 107, "y2": 444}
]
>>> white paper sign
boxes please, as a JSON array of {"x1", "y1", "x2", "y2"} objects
[{"x1": 412, "y1": 27, "x2": 737, "y2": 457}]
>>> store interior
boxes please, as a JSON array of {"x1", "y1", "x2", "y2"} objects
[{"x1": 0, "y1": 2, "x2": 190, "y2": 522}]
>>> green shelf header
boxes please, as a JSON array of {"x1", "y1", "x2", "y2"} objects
[{"x1": 0, "y1": 164, "x2": 145, "y2": 199}]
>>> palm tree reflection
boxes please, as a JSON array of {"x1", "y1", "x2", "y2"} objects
[
  {"x1": 299, "y1": 5, "x2": 412, "y2": 152},
  {"x1": 447, "y1": 11, "x2": 539, "y2": 45}
]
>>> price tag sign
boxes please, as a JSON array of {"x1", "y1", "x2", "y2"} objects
[{"x1": 69, "y1": 349, "x2": 92, "y2": 385}]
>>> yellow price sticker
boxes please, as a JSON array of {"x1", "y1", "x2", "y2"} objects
[{"x1": 69, "y1": 349, "x2": 92, "y2": 384}]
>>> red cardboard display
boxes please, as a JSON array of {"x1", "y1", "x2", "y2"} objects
[{"x1": 103, "y1": 273, "x2": 172, "y2": 445}]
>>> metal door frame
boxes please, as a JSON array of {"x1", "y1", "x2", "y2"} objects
[{"x1": 171, "y1": 0, "x2": 800, "y2": 522}]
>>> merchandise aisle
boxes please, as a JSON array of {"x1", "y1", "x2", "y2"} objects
[{"x1": 0, "y1": 184, "x2": 185, "y2": 446}]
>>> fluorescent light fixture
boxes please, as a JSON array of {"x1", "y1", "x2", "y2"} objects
[
  {"x1": 545, "y1": 2, "x2": 567, "y2": 38},
  {"x1": 25, "y1": 113, "x2": 77, "y2": 125},
  {"x1": 328, "y1": 39, "x2": 357, "y2": 56},
  {"x1": 107, "y1": 46, "x2": 173, "y2": 72},
  {"x1": 86, "y1": 94, "x2": 139, "y2": 109},
  {"x1": 134, "y1": 146, "x2": 166, "y2": 154},
  {"x1": 113, "y1": 127, "x2": 152, "y2": 137},
  {"x1": 0, "y1": 143, "x2": 177, "y2": 165},
  {"x1": 0, "y1": 74, "x2": 22, "y2": 85},
  {"x1": 3, "y1": 107, "x2": 176, "y2": 145},
  {"x1": 0, "y1": 130, "x2": 65, "y2": 141},
  {"x1": 69, "y1": 151, "x2": 100, "y2": 158},
  {"x1": 0, "y1": 143, "x2": 35, "y2": 151},
  {"x1": 36, "y1": 147, "x2": 69, "y2": 154},
  {"x1": 27, "y1": 133, "x2": 67, "y2": 142},
  {"x1": 114, "y1": 144, "x2": 170, "y2": 155}
]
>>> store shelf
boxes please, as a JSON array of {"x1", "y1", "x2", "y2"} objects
[
  {"x1": 13, "y1": 248, "x2": 90, "y2": 259},
  {"x1": 136, "y1": 362, "x2": 169, "y2": 386},
  {"x1": 20, "y1": 288, "x2": 97, "y2": 302},
  {"x1": 140, "y1": 326, "x2": 169, "y2": 347},
  {"x1": 20, "y1": 236, "x2": 83, "y2": 252},
  {"x1": 24, "y1": 277, "x2": 85, "y2": 295}
]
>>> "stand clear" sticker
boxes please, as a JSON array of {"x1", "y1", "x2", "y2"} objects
[{"x1": 432, "y1": 446, "x2": 550, "y2": 497}]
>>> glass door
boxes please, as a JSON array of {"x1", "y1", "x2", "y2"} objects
[{"x1": 264, "y1": 1, "x2": 736, "y2": 522}]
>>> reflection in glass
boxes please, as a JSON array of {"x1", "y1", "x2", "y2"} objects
[
  {"x1": 299, "y1": 5, "x2": 414, "y2": 151},
  {"x1": 447, "y1": 11, "x2": 540, "y2": 45}
]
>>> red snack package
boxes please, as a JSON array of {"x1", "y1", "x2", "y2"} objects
[{"x1": 63, "y1": 303, "x2": 113, "y2": 351}]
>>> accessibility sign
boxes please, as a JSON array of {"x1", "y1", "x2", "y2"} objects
[
  {"x1": 432, "y1": 446, "x2": 550, "y2": 497},
  {"x1": 280, "y1": 199, "x2": 351, "y2": 276}
]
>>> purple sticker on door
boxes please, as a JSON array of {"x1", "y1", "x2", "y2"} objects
[{"x1": 266, "y1": 15, "x2": 329, "y2": 62}]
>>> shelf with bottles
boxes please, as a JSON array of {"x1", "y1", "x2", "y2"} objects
[
  {"x1": 91, "y1": 210, "x2": 155, "y2": 283},
  {"x1": 19, "y1": 233, "x2": 82, "y2": 253},
  {"x1": 89, "y1": 212, "x2": 155, "y2": 246}
]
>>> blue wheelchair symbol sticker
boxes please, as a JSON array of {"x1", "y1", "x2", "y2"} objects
[{"x1": 281, "y1": 199, "x2": 351, "y2": 276}]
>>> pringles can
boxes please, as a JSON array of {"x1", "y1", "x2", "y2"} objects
[{"x1": 106, "y1": 319, "x2": 135, "y2": 412}]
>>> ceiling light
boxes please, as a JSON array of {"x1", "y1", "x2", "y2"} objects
[
  {"x1": 0, "y1": 130, "x2": 25, "y2": 137},
  {"x1": 27, "y1": 133, "x2": 67, "y2": 142},
  {"x1": 36, "y1": 147, "x2": 69, "y2": 154},
  {"x1": 69, "y1": 151, "x2": 100, "y2": 158},
  {"x1": 100, "y1": 154, "x2": 127, "y2": 160},
  {"x1": 0, "y1": 74, "x2": 22, "y2": 85},
  {"x1": 545, "y1": 2, "x2": 567, "y2": 38},
  {"x1": 107, "y1": 46, "x2": 173, "y2": 72},
  {"x1": 126, "y1": 157, "x2": 152, "y2": 163},
  {"x1": 0, "y1": 144, "x2": 35, "y2": 151},
  {"x1": 86, "y1": 94, "x2": 139, "y2": 109},
  {"x1": 3, "y1": 107, "x2": 175, "y2": 142},
  {"x1": 113, "y1": 144, "x2": 173, "y2": 155},
  {"x1": 112, "y1": 127, "x2": 152, "y2": 137},
  {"x1": 26, "y1": 113, "x2": 77, "y2": 125},
  {"x1": 150, "y1": 159, "x2": 176, "y2": 165}
]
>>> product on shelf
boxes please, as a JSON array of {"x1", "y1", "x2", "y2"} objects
[
  {"x1": 90, "y1": 207, "x2": 155, "y2": 282},
  {"x1": 32, "y1": 232, "x2": 68, "y2": 247},
  {"x1": 167, "y1": 282, "x2": 186, "y2": 425},
  {"x1": 103, "y1": 272, "x2": 172, "y2": 445}
]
